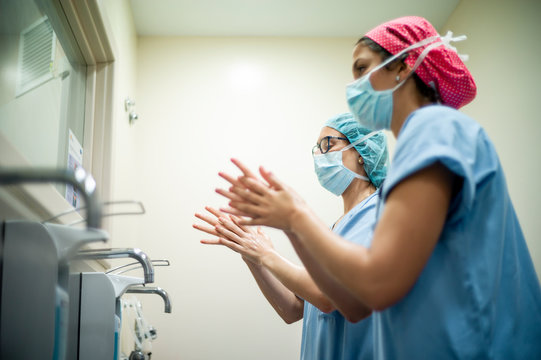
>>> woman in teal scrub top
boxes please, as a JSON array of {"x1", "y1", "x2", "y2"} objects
[
  {"x1": 220, "y1": 16, "x2": 541, "y2": 359},
  {"x1": 194, "y1": 113, "x2": 387, "y2": 360}
]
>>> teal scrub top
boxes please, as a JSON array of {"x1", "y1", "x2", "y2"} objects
[
  {"x1": 300, "y1": 191, "x2": 378, "y2": 360},
  {"x1": 374, "y1": 105, "x2": 541, "y2": 359}
]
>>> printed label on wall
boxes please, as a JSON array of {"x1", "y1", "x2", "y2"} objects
[{"x1": 65, "y1": 129, "x2": 83, "y2": 207}]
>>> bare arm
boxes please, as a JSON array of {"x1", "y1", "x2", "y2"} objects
[
  {"x1": 211, "y1": 213, "x2": 336, "y2": 314},
  {"x1": 285, "y1": 231, "x2": 371, "y2": 322},
  {"x1": 242, "y1": 258, "x2": 304, "y2": 324},
  {"x1": 216, "y1": 159, "x2": 372, "y2": 320},
  {"x1": 224, "y1": 163, "x2": 454, "y2": 310},
  {"x1": 194, "y1": 207, "x2": 304, "y2": 323}
]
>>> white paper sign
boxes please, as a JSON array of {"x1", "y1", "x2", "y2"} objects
[{"x1": 65, "y1": 129, "x2": 83, "y2": 207}]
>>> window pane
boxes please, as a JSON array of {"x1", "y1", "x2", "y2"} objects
[{"x1": 0, "y1": 0, "x2": 87, "y2": 171}]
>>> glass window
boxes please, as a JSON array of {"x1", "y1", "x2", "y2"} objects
[{"x1": 0, "y1": 0, "x2": 87, "y2": 171}]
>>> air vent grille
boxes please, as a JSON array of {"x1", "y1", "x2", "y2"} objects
[{"x1": 16, "y1": 17, "x2": 56, "y2": 96}]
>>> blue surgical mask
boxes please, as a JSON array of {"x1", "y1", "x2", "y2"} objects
[
  {"x1": 346, "y1": 32, "x2": 467, "y2": 130},
  {"x1": 313, "y1": 131, "x2": 379, "y2": 196},
  {"x1": 346, "y1": 74, "x2": 395, "y2": 131}
]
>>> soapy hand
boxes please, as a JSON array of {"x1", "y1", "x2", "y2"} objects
[{"x1": 193, "y1": 206, "x2": 274, "y2": 265}]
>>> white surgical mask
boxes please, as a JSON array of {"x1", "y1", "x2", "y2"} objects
[{"x1": 313, "y1": 131, "x2": 380, "y2": 196}]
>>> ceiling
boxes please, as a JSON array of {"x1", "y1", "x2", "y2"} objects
[{"x1": 129, "y1": 0, "x2": 460, "y2": 37}]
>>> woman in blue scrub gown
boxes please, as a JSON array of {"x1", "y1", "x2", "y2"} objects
[
  {"x1": 194, "y1": 113, "x2": 388, "y2": 360},
  {"x1": 221, "y1": 16, "x2": 541, "y2": 359}
]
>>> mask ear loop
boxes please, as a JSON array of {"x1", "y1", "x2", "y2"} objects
[
  {"x1": 341, "y1": 130, "x2": 383, "y2": 183},
  {"x1": 390, "y1": 41, "x2": 445, "y2": 92},
  {"x1": 342, "y1": 130, "x2": 382, "y2": 152}
]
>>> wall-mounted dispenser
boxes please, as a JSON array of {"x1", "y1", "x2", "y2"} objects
[
  {"x1": 0, "y1": 168, "x2": 105, "y2": 360},
  {"x1": 0, "y1": 222, "x2": 108, "y2": 360},
  {"x1": 67, "y1": 273, "x2": 144, "y2": 360},
  {"x1": 68, "y1": 248, "x2": 155, "y2": 360}
]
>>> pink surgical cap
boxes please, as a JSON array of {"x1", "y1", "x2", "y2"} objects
[{"x1": 365, "y1": 16, "x2": 477, "y2": 109}]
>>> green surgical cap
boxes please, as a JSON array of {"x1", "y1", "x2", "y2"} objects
[{"x1": 324, "y1": 113, "x2": 388, "y2": 188}]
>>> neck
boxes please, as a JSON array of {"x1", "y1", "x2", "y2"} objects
[
  {"x1": 341, "y1": 179, "x2": 376, "y2": 215},
  {"x1": 391, "y1": 79, "x2": 432, "y2": 138}
]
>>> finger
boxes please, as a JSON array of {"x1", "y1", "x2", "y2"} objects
[
  {"x1": 231, "y1": 216, "x2": 249, "y2": 233},
  {"x1": 192, "y1": 223, "x2": 220, "y2": 237},
  {"x1": 259, "y1": 167, "x2": 284, "y2": 190},
  {"x1": 219, "y1": 206, "x2": 249, "y2": 217},
  {"x1": 215, "y1": 224, "x2": 243, "y2": 244},
  {"x1": 230, "y1": 184, "x2": 265, "y2": 205},
  {"x1": 201, "y1": 237, "x2": 245, "y2": 257},
  {"x1": 200, "y1": 238, "x2": 222, "y2": 245},
  {"x1": 231, "y1": 158, "x2": 258, "y2": 179},
  {"x1": 237, "y1": 217, "x2": 267, "y2": 227},
  {"x1": 218, "y1": 216, "x2": 245, "y2": 237},
  {"x1": 204, "y1": 206, "x2": 224, "y2": 219},
  {"x1": 194, "y1": 212, "x2": 218, "y2": 226},
  {"x1": 218, "y1": 237, "x2": 247, "y2": 255},
  {"x1": 239, "y1": 176, "x2": 273, "y2": 197},
  {"x1": 218, "y1": 171, "x2": 242, "y2": 187},
  {"x1": 229, "y1": 200, "x2": 263, "y2": 218},
  {"x1": 215, "y1": 187, "x2": 244, "y2": 202}
]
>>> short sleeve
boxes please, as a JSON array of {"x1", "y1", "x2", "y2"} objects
[{"x1": 381, "y1": 106, "x2": 485, "y2": 223}]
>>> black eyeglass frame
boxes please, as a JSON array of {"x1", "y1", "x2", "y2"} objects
[{"x1": 312, "y1": 136, "x2": 349, "y2": 155}]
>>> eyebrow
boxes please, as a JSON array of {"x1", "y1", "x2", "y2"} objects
[{"x1": 352, "y1": 57, "x2": 370, "y2": 70}]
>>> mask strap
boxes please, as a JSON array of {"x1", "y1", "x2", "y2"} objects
[
  {"x1": 356, "y1": 30, "x2": 469, "y2": 88},
  {"x1": 341, "y1": 131, "x2": 379, "y2": 183},
  {"x1": 367, "y1": 35, "x2": 441, "y2": 76},
  {"x1": 389, "y1": 31, "x2": 470, "y2": 91},
  {"x1": 342, "y1": 130, "x2": 382, "y2": 152},
  {"x1": 439, "y1": 30, "x2": 469, "y2": 61}
]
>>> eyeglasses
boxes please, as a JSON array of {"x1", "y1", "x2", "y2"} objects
[{"x1": 312, "y1": 136, "x2": 349, "y2": 155}]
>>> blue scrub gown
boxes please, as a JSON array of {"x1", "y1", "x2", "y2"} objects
[
  {"x1": 374, "y1": 105, "x2": 541, "y2": 359},
  {"x1": 300, "y1": 192, "x2": 378, "y2": 360}
]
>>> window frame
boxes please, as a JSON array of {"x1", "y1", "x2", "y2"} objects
[{"x1": 0, "y1": 0, "x2": 116, "y2": 231}]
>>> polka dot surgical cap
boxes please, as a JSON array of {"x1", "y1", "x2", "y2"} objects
[{"x1": 365, "y1": 16, "x2": 477, "y2": 109}]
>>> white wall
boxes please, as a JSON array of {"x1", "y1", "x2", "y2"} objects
[
  {"x1": 133, "y1": 36, "x2": 358, "y2": 359},
  {"x1": 105, "y1": 1, "x2": 541, "y2": 358},
  {"x1": 442, "y1": 0, "x2": 541, "y2": 276},
  {"x1": 100, "y1": 0, "x2": 140, "y2": 248}
]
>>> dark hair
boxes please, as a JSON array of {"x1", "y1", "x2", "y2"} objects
[{"x1": 356, "y1": 37, "x2": 440, "y2": 104}]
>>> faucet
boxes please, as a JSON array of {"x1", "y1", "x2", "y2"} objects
[
  {"x1": 76, "y1": 248, "x2": 154, "y2": 283},
  {"x1": 0, "y1": 168, "x2": 101, "y2": 229},
  {"x1": 126, "y1": 286, "x2": 172, "y2": 313}
]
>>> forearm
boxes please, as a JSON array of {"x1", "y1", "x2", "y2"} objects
[
  {"x1": 285, "y1": 231, "x2": 372, "y2": 322},
  {"x1": 261, "y1": 249, "x2": 335, "y2": 314},
  {"x1": 244, "y1": 259, "x2": 304, "y2": 324},
  {"x1": 288, "y1": 206, "x2": 381, "y2": 308}
]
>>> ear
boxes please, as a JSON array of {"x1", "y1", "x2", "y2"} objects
[{"x1": 396, "y1": 62, "x2": 413, "y2": 82}]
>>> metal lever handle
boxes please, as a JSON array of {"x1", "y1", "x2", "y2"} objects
[
  {"x1": 43, "y1": 200, "x2": 145, "y2": 226},
  {"x1": 126, "y1": 286, "x2": 172, "y2": 313},
  {"x1": 106, "y1": 259, "x2": 170, "y2": 275},
  {"x1": 76, "y1": 248, "x2": 154, "y2": 283},
  {"x1": 0, "y1": 168, "x2": 101, "y2": 229}
]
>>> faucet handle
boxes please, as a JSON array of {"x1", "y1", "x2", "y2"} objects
[
  {"x1": 76, "y1": 248, "x2": 155, "y2": 283},
  {"x1": 106, "y1": 259, "x2": 170, "y2": 275},
  {"x1": 125, "y1": 286, "x2": 172, "y2": 313},
  {"x1": 0, "y1": 168, "x2": 102, "y2": 229}
]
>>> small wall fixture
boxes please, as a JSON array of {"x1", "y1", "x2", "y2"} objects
[
  {"x1": 129, "y1": 112, "x2": 138, "y2": 123},
  {"x1": 124, "y1": 97, "x2": 139, "y2": 125}
]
